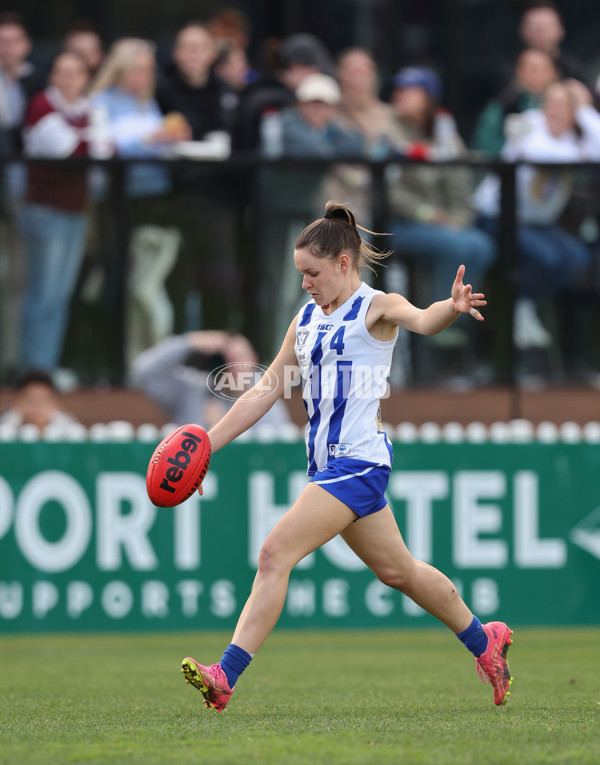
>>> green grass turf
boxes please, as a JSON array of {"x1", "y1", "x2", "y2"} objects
[{"x1": 1, "y1": 628, "x2": 599, "y2": 765}]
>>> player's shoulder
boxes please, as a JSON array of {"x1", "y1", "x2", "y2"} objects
[
  {"x1": 365, "y1": 291, "x2": 411, "y2": 331},
  {"x1": 367, "y1": 290, "x2": 396, "y2": 317}
]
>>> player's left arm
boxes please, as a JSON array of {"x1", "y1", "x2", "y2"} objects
[
  {"x1": 373, "y1": 265, "x2": 486, "y2": 336},
  {"x1": 207, "y1": 317, "x2": 299, "y2": 452}
]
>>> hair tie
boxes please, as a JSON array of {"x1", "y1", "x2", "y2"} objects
[{"x1": 323, "y1": 212, "x2": 335, "y2": 219}]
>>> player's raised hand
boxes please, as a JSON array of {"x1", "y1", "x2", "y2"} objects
[{"x1": 451, "y1": 264, "x2": 487, "y2": 321}]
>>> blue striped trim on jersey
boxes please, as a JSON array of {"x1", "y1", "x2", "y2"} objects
[
  {"x1": 306, "y1": 331, "x2": 327, "y2": 475},
  {"x1": 299, "y1": 303, "x2": 317, "y2": 327},
  {"x1": 320, "y1": 294, "x2": 362, "y2": 462},
  {"x1": 342, "y1": 295, "x2": 364, "y2": 321},
  {"x1": 326, "y1": 360, "x2": 352, "y2": 462}
]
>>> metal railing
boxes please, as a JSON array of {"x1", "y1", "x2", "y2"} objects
[{"x1": 1, "y1": 155, "x2": 599, "y2": 405}]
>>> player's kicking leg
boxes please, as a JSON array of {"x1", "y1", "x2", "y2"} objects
[
  {"x1": 341, "y1": 506, "x2": 514, "y2": 705},
  {"x1": 475, "y1": 621, "x2": 513, "y2": 705}
]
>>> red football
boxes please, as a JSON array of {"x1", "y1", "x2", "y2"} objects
[{"x1": 146, "y1": 424, "x2": 211, "y2": 507}]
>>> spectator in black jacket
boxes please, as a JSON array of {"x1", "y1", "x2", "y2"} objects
[
  {"x1": 494, "y1": 2, "x2": 590, "y2": 105},
  {"x1": 0, "y1": 12, "x2": 45, "y2": 157},
  {"x1": 156, "y1": 22, "x2": 240, "y2": 330},
  {"x1": 156, "y1": 22, "x2": 228, "y2": 142},
  {"x1": 0, "y1": 13, "x2": 46, "y2": 371},
  {"x1": 231, "y1": 33, "x2": 333, "y2": 152},
  {"x1": 518, "y1": 1, "x2": 589, "y2": 85},
  {"x1": 63, "y1": 20, "x2": 105, "y2": 77}
]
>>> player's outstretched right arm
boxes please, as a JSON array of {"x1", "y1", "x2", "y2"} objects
[
  {"x1": 372, "y1": 265, "x2": 486, "y2": 336},
  {"x1": 207, "y1": 317, "x2": 299, "y2": 453}
]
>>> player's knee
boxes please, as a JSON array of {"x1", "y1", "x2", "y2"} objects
[
  {"x1": 257, "y1": 540, "x2": 290, "y2": 577},
  {"x1": 377, "y1": 563, "x2": 415, "y2": 592}
]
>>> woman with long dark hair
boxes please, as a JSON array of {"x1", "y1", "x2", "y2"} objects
[{"x1": 181, "y1": 201, "x2": 513, "y2": 712}]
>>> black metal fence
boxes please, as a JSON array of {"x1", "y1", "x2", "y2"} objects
[{"x1": 1, "y1": 156, "x2": 599, "y2": 393}]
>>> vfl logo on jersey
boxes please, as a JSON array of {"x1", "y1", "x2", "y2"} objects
[
  {"x1": 297, "y1": 328, "x2": 309, "y2": 347},
  {"x1": 329, "y1": 443, "x2": 352, "y2": 457}
]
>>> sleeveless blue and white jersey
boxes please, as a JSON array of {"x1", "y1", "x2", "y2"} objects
[{"x1": 294, "y1": 282, "x2": 397, "y2": 476}]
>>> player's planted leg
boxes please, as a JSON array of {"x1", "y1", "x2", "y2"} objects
[
  {"x1": 181, "y1": 657, "x2": 234, "y2": 711},
  {"x1": 181, "y1": 484, "x2": 356, "y2": 710}
]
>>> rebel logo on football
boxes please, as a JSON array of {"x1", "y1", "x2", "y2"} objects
[
  {"x1": 146, "y1": 424, "x2": 211, "y2": 508},
  {"x1": 159, "y1": 431, "x2": 203, "y2": 494}
]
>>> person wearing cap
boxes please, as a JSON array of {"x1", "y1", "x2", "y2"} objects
[
  {"x1": 387, "y1": 66, "x2": 496, "y2": 315},
  {"x1": 257, "y1": 72, "x2": 366, "y2": 354},
  {"x1": 231, "y1": 33, "x2": 332, "y2": 152},
  {"x1": 279, "y1": 72, "x2": 365, "y2": 157}
]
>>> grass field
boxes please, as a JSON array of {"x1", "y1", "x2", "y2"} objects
[{"x1": 1, "y1": 628, "x2": 599, "y2": 765}]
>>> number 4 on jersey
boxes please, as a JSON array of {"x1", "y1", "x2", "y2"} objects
[{"x1": 330, "y1": 326, "x2": 346, "y2": 355}]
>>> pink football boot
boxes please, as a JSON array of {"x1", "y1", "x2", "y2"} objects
[
  {"x1": 475, "y1": 621, "x2": 514, "y2": 705},
  {"x1": 181, "y1": 657, "x2": 234, "y2": 711}
]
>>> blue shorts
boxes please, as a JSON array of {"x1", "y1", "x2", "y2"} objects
[{"x1": 309, "y1": 458, "x2": 391, "y2": 518}]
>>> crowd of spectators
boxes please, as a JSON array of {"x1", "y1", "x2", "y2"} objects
[{"x1": 1, "y1": 0, "x2": 600, "y2": 402}]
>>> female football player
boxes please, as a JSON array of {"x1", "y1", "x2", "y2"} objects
[{"x1": 181, "y1": 201, "x2": 513, "y2": 711}]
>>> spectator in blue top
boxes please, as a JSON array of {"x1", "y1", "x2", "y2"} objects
[
  {"x1": 89, "y1": 37, "x2": 189, "y2": 197},
  {"x1": 88, "y1": 38, "x2": 191, "y2": 363}
]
